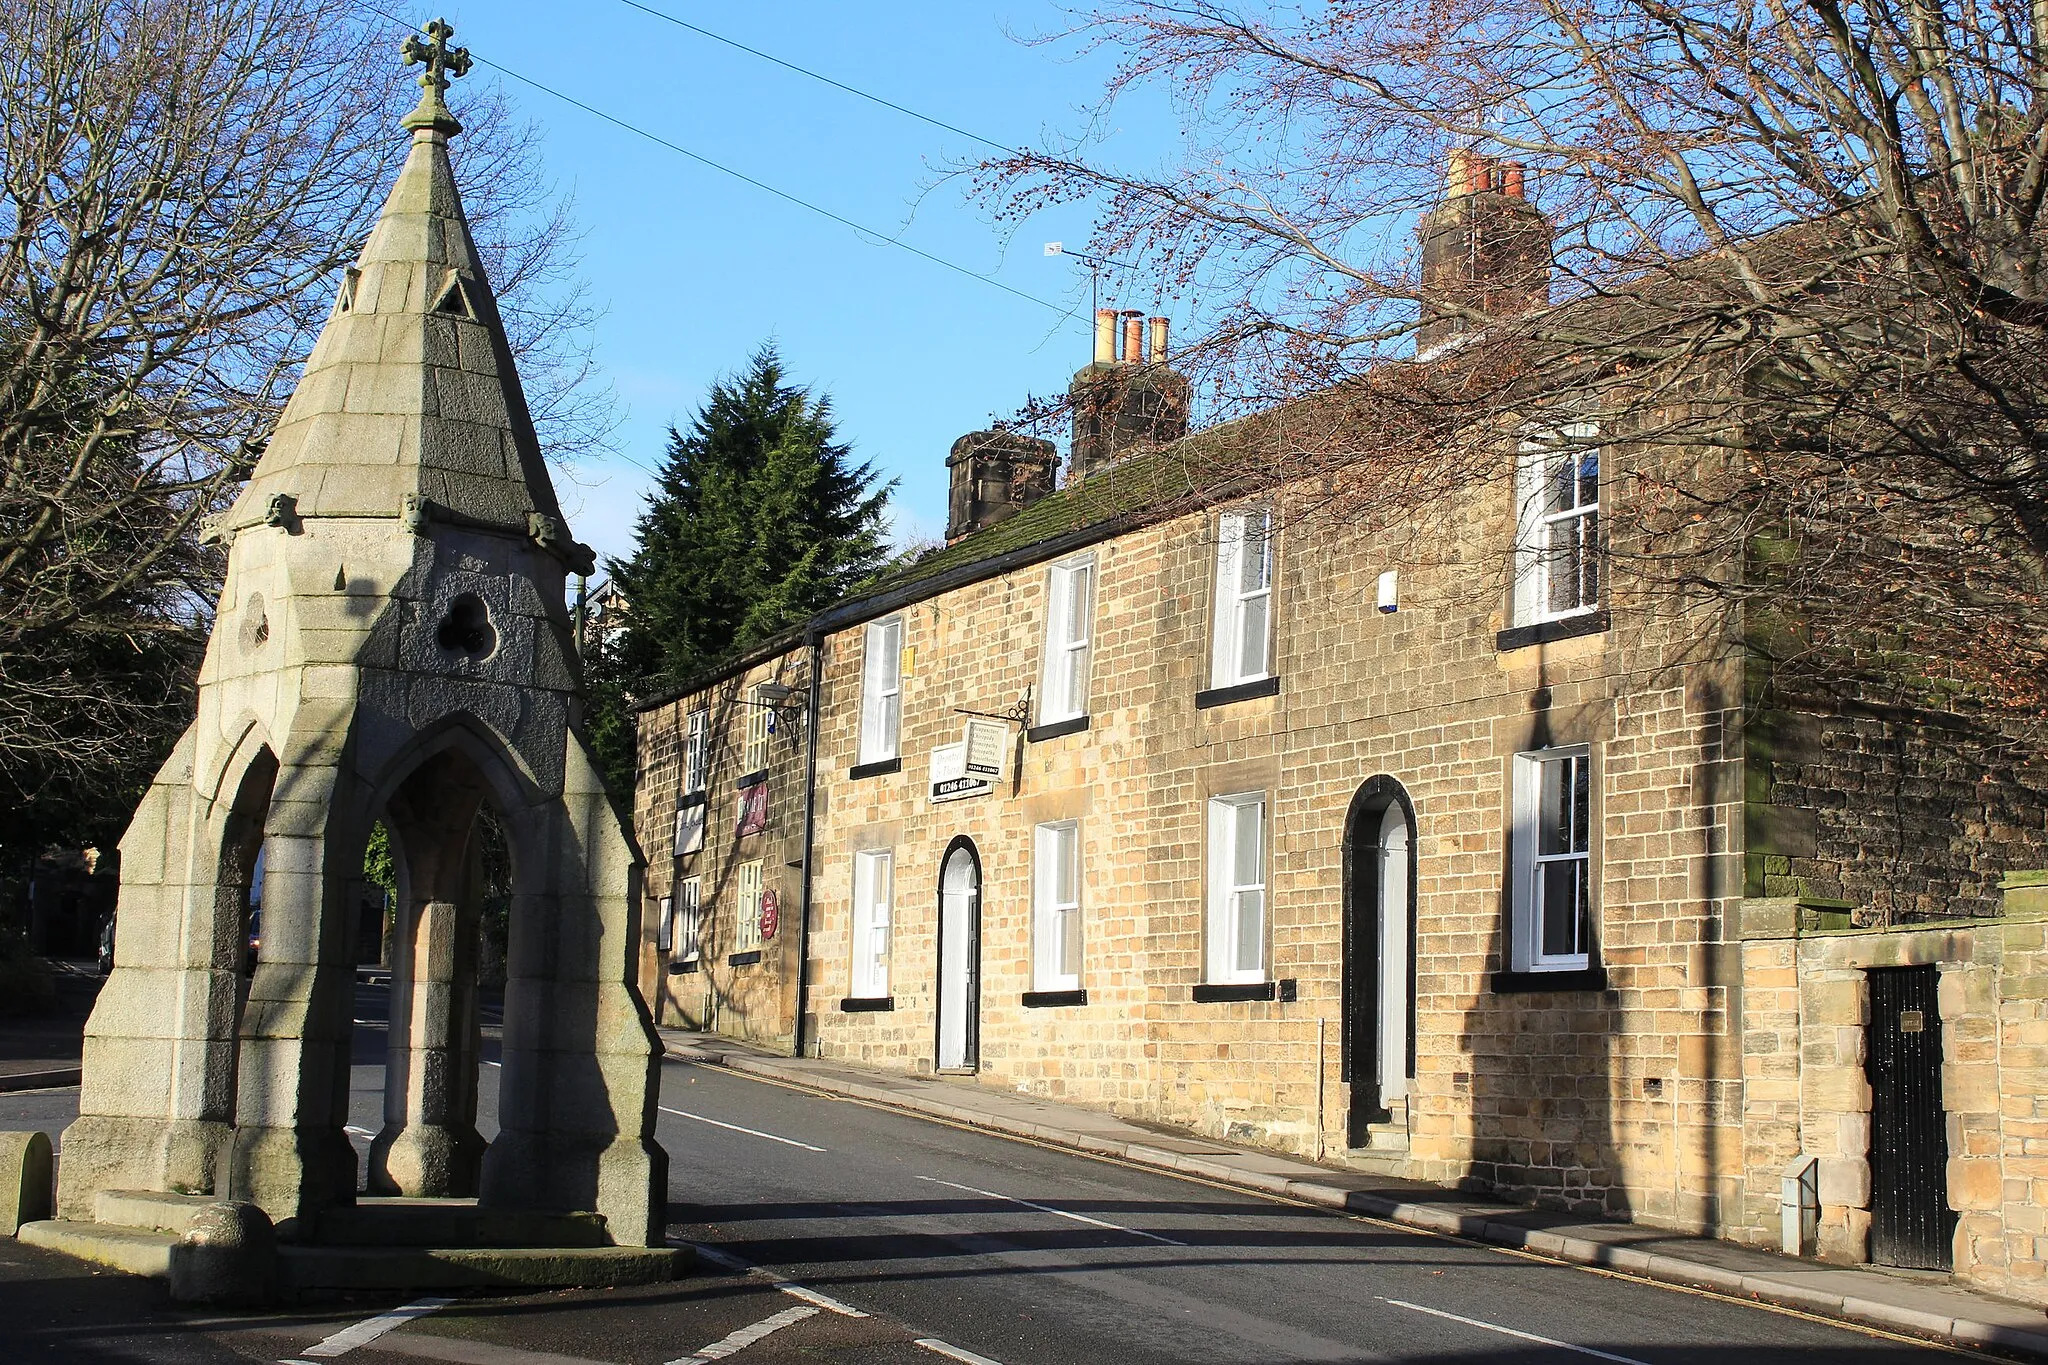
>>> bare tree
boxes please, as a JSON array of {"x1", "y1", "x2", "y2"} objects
[
  {"x1": 980, "y1": 0, "x2": 2048, "y2": 715},
  {"x1": 0, "y1": 0, "x2": 608, "y2": 848}
]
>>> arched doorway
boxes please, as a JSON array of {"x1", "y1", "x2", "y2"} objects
[
  {"x1": 935, "y1": 838, "x2": 981, "y2": 1072},
  {"x1": 1343, "y1": 777, "x2": 1416, "y2": 1149}
]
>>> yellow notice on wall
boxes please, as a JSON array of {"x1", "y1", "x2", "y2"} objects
[{"x1": 900, "y1": 645, "x2": 917, "y2": 676}]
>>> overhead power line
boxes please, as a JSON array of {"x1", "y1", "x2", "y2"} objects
[
  {"x1": 611, "y1": 0, "x2": 1016, "y2": 158},
  {"x1": 355, "y1": 5, "x2": 1080, "y2": 329}
]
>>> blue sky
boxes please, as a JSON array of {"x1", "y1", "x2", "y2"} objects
[{"x1": 408, "y1": 2, "x2": 1172, "y2": 572}]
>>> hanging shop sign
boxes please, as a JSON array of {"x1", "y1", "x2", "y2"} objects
[
  {"x1": 962, "y1": 717, "x2": 1010, "y2": 780},
  {"x1": 736, "y1": 780, "x2": 768, "y2": 837},
  {"x1": 672, "y1": 796, "x2": 705, "y2": 856},
  {"x1": 929, "y1": 742, "x2": 993, "y2": 803}
]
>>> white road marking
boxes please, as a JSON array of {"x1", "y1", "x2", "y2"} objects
[
  {"x1": 344, "y1": 1125, "x2": 376, "y2": 1140},
  {"x1": 686, "y1": 1242, "x2": 751, "y2": 1272},
  {"x1": 659, "y1": 1105, "x2": 825, "y2": 1151},
  {"x1": 302, "y1": 1296, "x2": 455, "y2": 1357},
  {"x1": 915, "y1": 1338, "x2": 1008, "y2": 1365},
  {"x1": 664, "y1": 1304, "x2": 817, "y2": 1363},
  {"x1": 1379, "y1": 1298, "x2": 1654, "y2": 1365},
  {"x1": 777, "y1": 1281, "x2": 870, "y2": 1317},
  {"x1": 915, "y1": 1175, "x2": 1188, "y2": 1246},
  {"x1": 674, "y1": 1240, "x2": 869, "y2": 1317}
]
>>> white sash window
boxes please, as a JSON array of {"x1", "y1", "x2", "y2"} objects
[
  {"x1": 683, "y1": 709, "x2": 708, "y2": 794},
  {"x1": 1511, "y1": 747, "x2": 1595, "y2": 972},
  {"x1": 1206, "y1": 794, "x2": 1267, "y2": 983},
  {"x1": 676, "y1": 878, "x2": 701, "y2": 963},
  {"x1": 1033, "y1": 821, "x2": 1082, "y2": 991},
  {"x1": 1211, "y1": 510, "x2": 1273, "y2": 688},
  {"x1": 1514, "y1": 424, "x2": 1601, "y2": 624},
  {"x1": 850, "y1": 850, "x2": 893, "y2": 998},
  {"x1": 1039, "y1": 556, "x2": 1095, "y2": 724},
  {"x1": 858, "y1": 617, "x2": 903, "y2": 764},
  {"x1": 743, "y1": 685, "x2": 771, "y2": 773},
  {"x1": 736, "y1": 859, "x2": 764, "y2": 952}
]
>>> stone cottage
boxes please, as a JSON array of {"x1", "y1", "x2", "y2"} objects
[{"x1": 631, "y1": 157, "x2": 2048, "y2": 1304}]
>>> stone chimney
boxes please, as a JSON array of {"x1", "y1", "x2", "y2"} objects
[
  {"x1": 1416, "y1": 151, "x2": 1552, "y2": 353},
  {"x1": 945, "y1": 428, "x2": 1058, "y2": 542},
  {"x1": 1067, "y1": 308, "x2": 1191, "y2": 483}
]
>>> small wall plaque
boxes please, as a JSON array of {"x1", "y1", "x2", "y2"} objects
[{"x1": 1899, "y1": 1009, "x2": 1925, "y2": 1033}]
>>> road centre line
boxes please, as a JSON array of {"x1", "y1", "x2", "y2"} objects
[
  {"x1": 659, "y1": 1104, "x2": 826, "y2": 1151},
  {"x1": 1379, "y1": 1298, "x2": 1653, "y2": 1365},
  {"x1": 915, "y1": 1338, "x2": 1009, "y2": 1365},
  {"x1": 915, "y1": 1174, "x2": 1188, "y2": 1246},
  {"x1": 664, "y1": 1304, "x2": 816, "y2": 1363},
  {"x1": 302, "y1": 1296, "x2": 455, "y2": 1357}
]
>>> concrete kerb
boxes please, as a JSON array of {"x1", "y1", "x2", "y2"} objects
[
  {"x1": 664, "y1": 1037, "x2": 2048, "y2": 1361},
  {"x1": 0, "y1": 1068, "x2": 83, "y2": 1093}
]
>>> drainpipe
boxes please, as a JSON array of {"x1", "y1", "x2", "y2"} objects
[{"x1": 791, "y1": 627, "x2": 824, "y2": 1059}]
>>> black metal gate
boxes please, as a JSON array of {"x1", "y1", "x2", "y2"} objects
[{"x1": 1867, "y1": 965, "x2": 1954, "y2": 1270}]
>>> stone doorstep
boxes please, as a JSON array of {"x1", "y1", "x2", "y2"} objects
[{"x1": 662, "y1": 1031, "x2": 2048, "y2": 1361}]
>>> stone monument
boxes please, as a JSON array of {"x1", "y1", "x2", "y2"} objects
[{"x1": 22, "y1": 20, "x2": 672, "y2": 1290}]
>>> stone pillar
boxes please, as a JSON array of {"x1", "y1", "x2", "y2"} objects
[
  {"x1": 61, "y1": 731, "x2": 251, "y2": 1219},
  {"x1": 479, "y1": 733, "x2": 665, "y2": 1246},
  {"x1": 369, "y1": 897, "x2": 484, "y2": 1196}
]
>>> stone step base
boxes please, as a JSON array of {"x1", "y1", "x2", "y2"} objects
[
  {"x1": 1358, "y1": 1123, "x2": 1410, "y2": 1154},
  {"x1": 1339, "y1": 1150, "x2": 1414, "y2": 1177},
  {"x1": 18, "y1": 1218, "x2": 176, "y2": 1276},
  {"x1": 95, "y1": 1189, "x2": 216, "y2": 1236},
  {"x1": 278, "y1": 1244, "x2": 689, "y2": 1293},
  {"x1": 20, "y1": 1217, "x2": 688, "y2": 1296},
  {"x1": 311, "y1": 1197, "x2": 611, "y2": 1248}
]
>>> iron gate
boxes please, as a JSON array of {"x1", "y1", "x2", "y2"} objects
[{"x1": 1866, "y1": 965, "x2": 1954, "y2": 1270}]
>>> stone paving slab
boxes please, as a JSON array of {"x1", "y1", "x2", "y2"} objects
[{"x1": 662, "y1": 1028, "x2": 2048, "y2": 1360}]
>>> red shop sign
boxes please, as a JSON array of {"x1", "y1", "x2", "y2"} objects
[
  {"x1": 759, "y1": 889, "x2": 780, "y2": 940},
  {"x1": 736, "y1": 781, "x2": 768, "y2": 837}
]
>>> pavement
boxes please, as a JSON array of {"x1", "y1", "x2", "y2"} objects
[{"x1": 660, "y1": 1026, "x2": 2048, "y2": 1361}]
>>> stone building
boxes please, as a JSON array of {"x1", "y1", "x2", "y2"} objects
[{"x1": 632, "y1": 158, "x2": 2048, "y2": 1303}]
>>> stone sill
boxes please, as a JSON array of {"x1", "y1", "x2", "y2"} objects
[
  {"x1": 1195, "y1": 676, "x2": 1280, "y2": 710},
  {"x1": 1021, "y1": 989, "x2": 1088, "y2": 1008},
  {"x1": 1026, "y1": 715, "x2": 1089, "y2": 743},
  {"x1": 1495, "y1": 609, "x2": 1608, "y2": 652}
]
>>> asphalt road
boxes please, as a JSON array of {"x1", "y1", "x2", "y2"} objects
[
  {"x1": 0, "y1": 985, "x2": 1975, "y2": 1364},
  {"x1": 657, "y1": 1058, "x2": 1948, "y2": 1365}
]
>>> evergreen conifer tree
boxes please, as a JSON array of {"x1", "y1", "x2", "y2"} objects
[{"x1": 588, "y1": 346, "x2": 891, "y2": 794}]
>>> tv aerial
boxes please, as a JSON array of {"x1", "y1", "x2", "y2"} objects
[{"x1": 1045, "y1": 241, "x2": 1132, "y2": 317}]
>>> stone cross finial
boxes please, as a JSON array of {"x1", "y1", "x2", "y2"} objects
[{"x1": 400, "y1": 18, "x2": 471, "y2": 135}]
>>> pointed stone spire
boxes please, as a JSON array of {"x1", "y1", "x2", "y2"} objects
[{"x1": 228, "y1": 17, "x2": 592, "y2": 573}]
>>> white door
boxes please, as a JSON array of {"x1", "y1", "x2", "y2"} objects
[
  {"x1": 937, "y1": 846, "x2": 979, "y2": 1070},
  {"x1": 1377, "y1": 803, "x2": 1410, "y2": 1103}
]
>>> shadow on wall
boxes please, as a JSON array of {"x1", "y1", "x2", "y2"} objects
[{"x1": 1454, "y1": 680, "x2": 1632, "y2": 1223}]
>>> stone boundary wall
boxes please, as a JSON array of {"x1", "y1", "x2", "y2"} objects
[{"x1": 1735, "y1": 882, "x2": 2048, "y2": 1303}]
